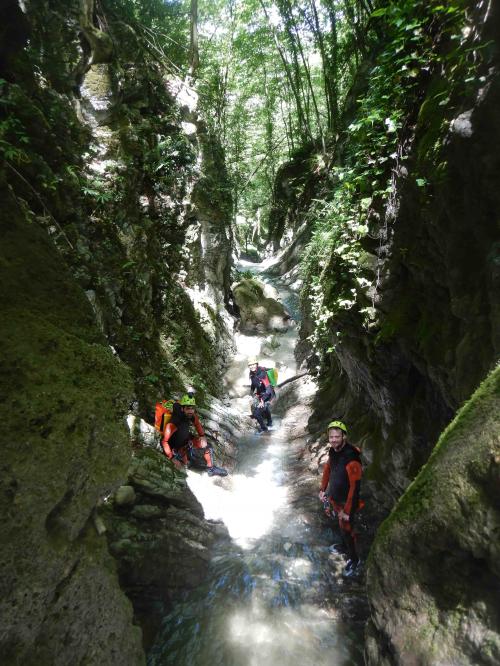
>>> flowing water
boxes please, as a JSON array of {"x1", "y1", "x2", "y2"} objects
[{"x1": 148, "y1": 265, "x2": 367, "y2": 666}]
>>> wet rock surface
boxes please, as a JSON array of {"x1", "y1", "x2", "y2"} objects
[
  {"x1": 0, "y1": 191, "x2": 144, "y2": 665},
  {"x1": 366, "y1": 367, "x2": 500, "y2": 666},
  {"x1": 103, "y1": 448, "x2": 229, "y2": 649},
  {"x1": 233, "y1": 277, "x2": 291, "y2": 334}
]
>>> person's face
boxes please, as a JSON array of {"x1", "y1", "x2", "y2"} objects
[
  {"x1": 183, "y1": 406, "x2": 195, "y2": 417},
  {"x1": 328, "y1": 428, "x2": 345, "y2": 451},
  {"x1": 249, "y1": 363, "x2": 258, "y2": 372}
]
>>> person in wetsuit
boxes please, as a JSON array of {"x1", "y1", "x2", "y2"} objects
[
  {"x1": 319, "y1": 420, "x2": 363, "y2": 576},
  {"x1": 161, "y1": 394, "x2": 227, "y2": 476},
  {"x1": 248, "y1": 356, "x2": 274, "y2": 433}
]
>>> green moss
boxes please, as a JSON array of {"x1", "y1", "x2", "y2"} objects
[
  {"x1": 233, "y1": 278, "x2": 265, "y2": 302},
  {"x1": 415, "y1": 77, "x2": 451, "y2": 166},
  {"x1": 0, "y1": 190, "x2": 134, "y2": 531},
  {"x1": 371, "y1": 365, "x2": 500, "y2": 554},
  {"x1": 373, "y1": 295, "x2": 418, "y2": 346}
]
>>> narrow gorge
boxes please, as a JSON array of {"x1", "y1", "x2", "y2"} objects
[{"x1": 0, "y1": 1, "x2": 499, "y2": 665}]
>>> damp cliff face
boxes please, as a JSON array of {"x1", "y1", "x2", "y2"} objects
[
  {"x1": 365, "y1": 366, "x2": 500, "y2": 665},
  {"x1": 1, "y1": 0, "x2": 234, "y2": 414},
  {"x1": 0, "y1": 191, "x2": 144, "y2": 664},
  {"x1": 0, "y1": 0, "x2": 235, "y2": 662},
  {"x1": 316, "y1": 2, "x2": 499, "y2": 510},
  {"x1": 262, "y1": 1, "x2": 500, "y2": 659},
  {"x1": 266, "y1": 0, "x2": 500, "y2": 511}
]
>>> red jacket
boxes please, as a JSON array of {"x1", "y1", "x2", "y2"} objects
[
  {"x1": 161, "y1": 414, "x2": 204, "y2": 459},
  {"x1": 320, "y1": 456, "x2": 362, "y2": 516}
]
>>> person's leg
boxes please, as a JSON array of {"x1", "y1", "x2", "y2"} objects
[
  {"x1": 252, "y1": 404, "x2": 268, "y2": 431},
  {"x1": 329, "y1": 520, "x2": 346, "y2": 552},
  {"x1": 264, "y1": 403, "x2": 272, "y2": 426},
  {"x1": 192, "y1": 437, "x2": 213, "y2": 467},
  {"x1": 339, "y1": 514, "x2": 359, "y2": 575},
  {"x1": 341, "y1": 528, "x2": 358, "y2": 564},
  {"x1": 192, "y1": 438, "x2": 228, "y2": 476},
  {"x1": 177, "y1": 446, "x2": 189, "y2": 465}
]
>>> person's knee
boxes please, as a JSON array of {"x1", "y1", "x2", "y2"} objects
[{"x1": 192, "y1": 436, "x2": 208, "y2": 449}]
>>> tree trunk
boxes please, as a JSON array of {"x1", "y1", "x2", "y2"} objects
[{"x1": 189, "y1": 0, "x2": 199, "y2": 75}]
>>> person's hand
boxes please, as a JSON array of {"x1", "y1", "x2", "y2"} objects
[
  {"x1": 259, "y1": 399, "x2": 264, "y2": 407},
  {"x1": 199, "y1": 436, "x2": 208, "y2": 448},
  {"x1": 339, "y1": 510, "x2": 349, "y2": 522},
  {"x1": 318, "y1": 490, "x2": 326, "y2": 501}
]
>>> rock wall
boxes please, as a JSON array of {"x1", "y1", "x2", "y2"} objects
[
  {"x1": 0, "y1": 0, "x2": 236, "y2": 661},
  {"x1": 365, "y1": 366, "x2": 500, "y2": 665},
  {"x1": 102, "y1": 449, "x2": 230, "y2": 650},
  {"x1": 318, "y1": 0, "x2": 499, "y2": 508},
  {"x1": 1, "y1": 0, "x2": 234, "y2": 413},
  {"x1": 271, "y1": 0, "x2": 500, "y2": 509},
  {"x1": 0, "y1": 191, "x2": 144, "y2": 664}
]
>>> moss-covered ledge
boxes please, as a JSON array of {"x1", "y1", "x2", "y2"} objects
[{"x1": 365, "y1": 366, "x2": 500, "y2": 666}]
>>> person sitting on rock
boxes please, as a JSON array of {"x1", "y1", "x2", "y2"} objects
[
  {"x1": 319, "y1": 420, "x2": 364, "y2": 577},
  {"x1": 161, "y1": 394, "x2": 228, "y2": 477},
  {"x1": 248, "y1": 356, "x2": 274, "y2": 433}
]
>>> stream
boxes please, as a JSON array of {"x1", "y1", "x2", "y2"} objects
[{"x1": 148, "y1": 264, "x2": 367, "y2": 666}]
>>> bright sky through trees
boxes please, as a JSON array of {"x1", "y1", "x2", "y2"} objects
[{"x1": 193, "y1": 0, "x2": 371, "y2": 245}]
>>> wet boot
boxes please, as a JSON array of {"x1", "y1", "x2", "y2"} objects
[
  {"x1": 207, "y1": 465, "x2": 228, "y2": 477},
  {"x1": 341, "y1": 532, "x2": 360, "y2": 576}
]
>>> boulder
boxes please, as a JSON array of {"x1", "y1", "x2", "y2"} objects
[
  {"x1": 233, "y1": 277, "x2": 290, "y2": 333},
  {"x1": 127, "y1": 414, "x2": 158, "y2": 449},
  {"x1": 103, "y1": 448, "x2": 221, "y2": 649}
]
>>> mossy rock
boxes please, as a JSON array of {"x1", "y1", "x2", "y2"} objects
[
  {"x1": 233, "y1": 277, "x2": 290, "y2": 333},
  {"x1": 0, "y1": 189, "x2": 143, "y2": 663},
  {"x1": 366, "y1": 366, "x2": 500, "y2": 665}
]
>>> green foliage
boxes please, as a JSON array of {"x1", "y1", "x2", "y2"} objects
[
  {"x1": 196, "y1": 0, "x2": 373, "y2": 242},
  {"x1": 82, "y1": 178, "x2": 114, "y2": 206},
  {"x1": 145, "y1": 134, "x2": 196, "y2": 175},
  {"x1": 301, "y1": 0, "x2": 482, "y2": 367},
  {"x1": 0, "y1": 84, "x2": 30, "y2": 164},
  {"x1": 102, "y1": 0, "x2": 190, "y2": 69}
]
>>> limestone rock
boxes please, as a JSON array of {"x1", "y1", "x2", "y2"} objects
[
  {"x1": 127, "y1": 449, "x2": 202, "y2": 514},
  {"x1": 366, "y1": 367, "x2": 500, "y2": 665},
  {"x1": 0, "y1": 192, "x2": 143, "y2": 665},
  {"x1": 233, "y1": 277, "x2": 291, "y2": 333},
  {"x1": 104, "y1": 448, "x2": 219, "y2": 649},
  {"x1": 127, "y1": 414, "x2": 158, "y2": 449}
]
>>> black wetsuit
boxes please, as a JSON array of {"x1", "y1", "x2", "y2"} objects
[{"x1": 249, "y1": 366, "x2": 274, "y2": 431}]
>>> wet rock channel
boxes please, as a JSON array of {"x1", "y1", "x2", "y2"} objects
[{"x1": 147, "y1": 266, "x2": 369, "y2": 665}]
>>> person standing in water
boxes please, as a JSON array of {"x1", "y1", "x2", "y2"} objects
[
  {"x1": 319, "y1": 420, "x2": 363, "y2": 576},
  {"x1": 248, "y1": 356, "x2": 274, "y2": 433}
]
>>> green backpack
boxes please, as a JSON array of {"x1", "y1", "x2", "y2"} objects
[{"x1": 266, "y1": 368, "x2": 278, "y2": 387}]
